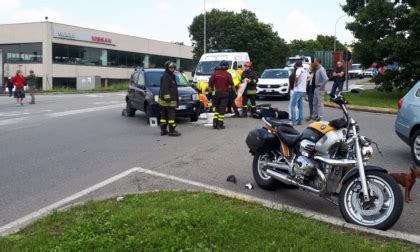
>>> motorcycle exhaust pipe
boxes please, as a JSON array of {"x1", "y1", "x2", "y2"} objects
[
  {"x1": 266, "y1": 169, "x2": 327, "y2": 194},
  {"x1": 314, "y1": 156, "x2": 356, "y2": 168},
  {"x1": 265, "y1": 162, "x2": 289, "y2": 172}
]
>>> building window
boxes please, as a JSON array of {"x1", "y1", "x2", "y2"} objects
[
  {"x1": 52, "y1": 43, "x2": 192, "y2": 70},
  {"x1": 149, "y1": 55, "x2": 176, "y2": 69},
  {"x1": 180, "y1": 58, "x2": 196, "y2": 72},
  {"x1": 0, "y1": 43, "x2": 42, "y2": 63},
  {"x1": 53, "y1": 78, "x2": 76, "y2": 89}
]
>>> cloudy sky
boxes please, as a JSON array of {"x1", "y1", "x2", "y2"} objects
[{"x1": 0, "y1": 0, "x2": 354, "y2": 45}]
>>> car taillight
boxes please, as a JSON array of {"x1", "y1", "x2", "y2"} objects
[{"x1": 398, "y1": 98, "x2": 404, "y2": 110}]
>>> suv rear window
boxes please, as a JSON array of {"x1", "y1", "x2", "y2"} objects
[{"x1": 145, "y1": 71, "x2": 189, "y2": 87}]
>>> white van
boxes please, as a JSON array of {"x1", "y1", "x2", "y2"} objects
[{"x1": 192, "y1": 51, "x2": 250, "y2": 86}]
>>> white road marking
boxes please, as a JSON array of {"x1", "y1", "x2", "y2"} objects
[
  {"x1": 0, "y1": 105, "x2": 122, "y2": 127},
  {"x1": 47, "y1": 104, "x2": 122, "y2": 118},
  {"x1": 0, "y1": 117, "x2": 28, "y2": 126},
  {"x1": 85, "y1": 94, "x2": 104, "y2": 98},
  {"x1": 0, "y1": 110, "x2": 53, "y2": 117},
  {"x1": 92, "y1": 101, "x2": 121, "y2": 105},
  {"x1": 1, "y1": 166, "x2": 420, "y2": 245}
]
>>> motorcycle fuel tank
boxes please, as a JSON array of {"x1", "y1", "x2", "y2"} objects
[
  {"x1": 314, "y1": 130, "x2": 345, "y2": 156},
  {"x1": 308, "y1": 121, "x2": 336, "y2": 135}
]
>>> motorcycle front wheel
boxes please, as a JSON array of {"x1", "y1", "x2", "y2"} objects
[{"x1": 339, "y1": 171, "x2": 403, "y2": 230}]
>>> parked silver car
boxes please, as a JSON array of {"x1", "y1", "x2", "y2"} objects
[{"x1": 395, "y1": 81, "x2": 420, "y2": 165}]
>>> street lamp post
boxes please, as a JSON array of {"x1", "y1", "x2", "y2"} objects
[
  {"x1": 204, "y1": 0, "x2": 206, "y2": 54},
  {"x1": 334, "y1": 14, "x2": 347, "y2": 52}
]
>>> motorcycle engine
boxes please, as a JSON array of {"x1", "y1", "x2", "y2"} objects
[
  {"x1": 294, "y1": 156, "x2": 316, "y2": 177},
  {"x1": 294, "y1": 140, "x2": 317, "y2": 177},
  {"x1": 299, "y1": 140, "x2": 316, "y2": 157}
]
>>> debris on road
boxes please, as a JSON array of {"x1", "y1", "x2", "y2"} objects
[
  {"x1": 226, "y1": 175, "x2": 237, "y2": 184},
  {"x1": 116, "y1": 196, "x2": 124, "y2": 202},
  {"x1": 245, "y1": 183, "x2": 254, "y2": 190}
]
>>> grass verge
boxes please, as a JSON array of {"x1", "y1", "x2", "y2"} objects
[
  {"x1": 0, "y1": 191, "x2": 416, "y2": 251},
  {"x1": 325, "y1": 90, "x2": 405, "y2": 109},
  {"x1": 357, "y1": 80, "x2": 375, "y2": 85}
]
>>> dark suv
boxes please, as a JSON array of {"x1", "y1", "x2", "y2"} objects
[{"x1": 125, "y1": 68, "x2": 200, "y2": 122}]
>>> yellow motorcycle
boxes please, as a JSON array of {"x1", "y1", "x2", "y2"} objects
[{"x1": 246, "y1": 94, "x2": 403, "y2": 230}]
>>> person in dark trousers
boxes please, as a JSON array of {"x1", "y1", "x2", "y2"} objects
[
  {"x1": 306, "y1": 63, "x2": 317, "y2": 121},
  {"x1": 226, "y1": 87, "x2": 240, "y2": 117},
  {"x1": 329, "y1": 61, "x2": 345, "y2": 97},
  {"x1": 6, "y1": 77, "x2": 13, "y2": 97},
  {"x1": 159, "y1": 61, "x2": 180, "y2": 137},
  {"x1": 311, "y1": 58, "x2": 329, "y2": 121},
  {"x1": 242, "y1": 61, "x2": 258, "y2": 117},
  {"x1": 226, "y1": 67, "x2": 240, "y2": 117},
  {"x1": 26, "y1": 70, "x2": 36, "y2": 104},
  {"x1": 208, "y1": 60, "x2": 233, "y2": 129}
]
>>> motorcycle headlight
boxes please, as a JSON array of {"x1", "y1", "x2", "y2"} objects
[
  {"x1": 192, "y1": 94, "x2": 199, "y2": 101},
  {"x1": 154, "y1": 95, "x2": 159, "y2": 102},
  {"x1": 361, "y1": 145, "x2": 373, "y2": 162}
]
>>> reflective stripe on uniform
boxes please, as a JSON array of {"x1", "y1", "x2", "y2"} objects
[
  {"x1": 163, "y1": 94, "x2": 171, "y2": 99},
  {"x1": 218, "y1": 115, "x2": 224, "y2": 121},
  {"x1": 158, "y1": 99, "x2": 177, "y2": 107},
  {"x1": 169, "y1": 120, "x2": 175, "y2": 124},
  {"x1": 160, "y1": 119, "x2": 167, "y2": 124},
  {"x1": 247, "y1": 90, "x2": 257, "y2": 95}
]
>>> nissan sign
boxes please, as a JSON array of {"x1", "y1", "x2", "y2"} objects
[{"x1": 53, "y1": 30, "x2": 116, "y2": 45}]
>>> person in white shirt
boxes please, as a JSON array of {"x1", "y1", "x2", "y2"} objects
[{"x1": 290, "y1": 61, "x2": 309, "y2": 125}]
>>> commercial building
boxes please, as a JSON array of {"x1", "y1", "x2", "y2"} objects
[{"x1": 0, "y1": 22, "x2": 195, "y2": 90}]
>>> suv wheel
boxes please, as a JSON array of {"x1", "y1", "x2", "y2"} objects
[
  {"x1": 126, "y1": 100, "x2": 136, "y2": 117},
  {"x1": 411, "y1": 129, "x2": 420, "y2": 166},
  {"x1": 190, "y1": 113, "x2": 199, "y2": 122}
]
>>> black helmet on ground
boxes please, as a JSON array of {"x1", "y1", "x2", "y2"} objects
[
  {"x1": 220, "y1": 60, "x2": 229, "y2": 69},
  {"x1": 164, "y1": 61, "x2": 176, "y2": 70}
]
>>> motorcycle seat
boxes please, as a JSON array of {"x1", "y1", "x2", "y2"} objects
[
  {"x1": 277, "y1": 124, "x2": 301, "y2": 147},
  {"x1": 263, "y1": 117, "x2": 289, "y2": 128}
]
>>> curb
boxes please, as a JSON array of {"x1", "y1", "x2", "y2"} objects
[
  {"x1": 8, "y1": 189, "x2": 420, "y2": 246},
  {"x1": 2, "y1": 167, "x2": 419, "y2": 246},
  {"x1": 324, "y1": 101, "x2": 398, "y2": 115}
]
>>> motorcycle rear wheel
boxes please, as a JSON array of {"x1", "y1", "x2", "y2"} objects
[
  {"x1": 339, "y1": 171, "x2": 403, "y2": 230},
  {"x1": 252, "y1": 153, "x2": 280, "y2": 190}
]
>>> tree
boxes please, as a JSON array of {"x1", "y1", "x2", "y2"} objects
[
  {"x1": 188, "y1": 9, "x2": 290, "y2": 72},
  {"x1": 288, "y1": 35, "x2": 346, "y2": 55},
  {"x1": 342, "y1": 0, "x2": 419, "y2": 91}
]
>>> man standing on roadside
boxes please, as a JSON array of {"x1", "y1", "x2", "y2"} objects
[
  {"x1": 159, "y1": 61, "x2": 181, "y2": 137},
  {"x1": 329, "y1": 61, "x2": 345, "y2": 97},
  {"x1": 290, "y1": 61, "x2": 308, "y2": 126},
  {"x1": 209, "y1": 60, "x2": 233, "y2": 129},
  {"x1": 6, "y1": 77, "x2": 13, "y2": 97},
  {"x1": 26, "y1": 70, "x2": 37, "y2": 104},
  {"x1": 241, "y1": 61, "x2": 258, "y2": 117},
  {"x1": 311, "y1": 58, "x2": 329, "y2": 121}
]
